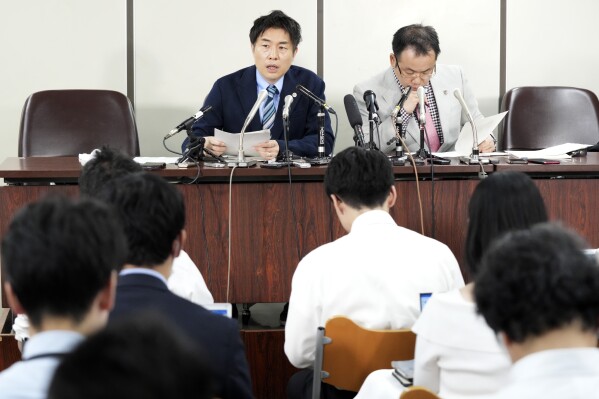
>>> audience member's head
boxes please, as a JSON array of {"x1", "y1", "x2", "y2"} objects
[
  {"x1": 326, "y1": 147, "x2": 394, "y2": 209},
  {"x1": 392, "y1": 24, "x2": 441, "y2": 59},
  {"x1": 465, "y1": 171, "x2": 548, "y2": 277},
  {"x1": 474, "y1": 223, "x2": 599, "y2": 360},
  {"x1": 48, "y1": 312, "x2": 215, "y2": 399},
  {"x1": 79, "y1": 145, "x2": 142, "y2": 197},
  {"x1": 1, "y1": 196, "x2": 126, "y2": 331},
  {"x1": 97, "y1": 172, "x2": 186, "y2": 268}
]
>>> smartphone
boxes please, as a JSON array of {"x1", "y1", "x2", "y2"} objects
[
  {"x1": 141, "y1": 162, "x2": 166, "y2": 170},
  {"x1": 260, "y1": 162, "x2": 285, "y2": 169},
  {"x1": 431, "y1": 157, "x2": 450, "y2": 165},
  {"x1": 507, "y1": 157, "x2": 528, "y2": 164},
  {"x1": 420, "y1": 292, "x2": 432, "y2": 310},
  {"x1": 527, "y1": 158, "x2": 560, "y2": 164}
]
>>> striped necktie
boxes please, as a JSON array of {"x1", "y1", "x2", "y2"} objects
[{"x1": 262, "y1": 84, "x2": 278, "y2": 130}]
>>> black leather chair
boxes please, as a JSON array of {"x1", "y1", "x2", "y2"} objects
[
  {"x1": 18, "y1": 89, "x2": 140, "y2": 157},
  {"x1": 499, "y1": 86, "x2": 599, "y2": 151}
]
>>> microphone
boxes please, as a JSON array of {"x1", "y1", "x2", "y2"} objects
[
  {"x1": 343, "y1": 94, "x2": 366, "y2": 147},
  {"x1": 391, "y1": 87, "x2": 412, "y2": 121},
  {"x1": 363, "y1": 90, "x2": 379, "y2": 114},
  {"x1": 417, "y1": 86, "x2": 426, "y2": 126},
  {"x1": 454, "y1": 87, "x2": 483, "y2": 164},
  {"x1": 165, "y1": 105, "x2": 212, "y2": 139},
  {"x1": 240, "y1": 90, "x2": 268, "y2": 133},
  {"x1": 296, "y1": 84, "x2": 336, "y2": 114},
  {"x1": 282, "y1": 93, "x2": 295, "y2": 121}
]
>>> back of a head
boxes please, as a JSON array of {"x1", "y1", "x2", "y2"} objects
[
  {"x1": 474, "y1": 223, "x2": 599, "y2": 343},
  {"x1": 465, "y1": 171, "x2": 548, "y2": 277},
  {"x1": 98, "y1": 172, "x2": 185, "y2": 267},
  {"x1": 325, "y1": 147, "x2": 394, "y2": 210},
  {"x1": 392, "y1": 24, "x2": 441, "y2": 58},
  {"x1": 249, "y1": 10, "x2": 302, "y2": 50},
  {"x1": 48, "y1": 312, "x2": 215, "y2": 399},
  {"x1": 1, "y1": 196, "x2": 126, "y2": 327},
  {"x1": 79, "y1": 145, "x2": 142, "y2": 197}
]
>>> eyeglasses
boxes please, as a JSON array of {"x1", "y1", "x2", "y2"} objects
[{"x1": 395, "y1": 63, "x2": 436, "y2": 80}]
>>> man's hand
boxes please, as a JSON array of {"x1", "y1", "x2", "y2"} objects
[
  {"x1": 402, "y1": 90, "x2": 421, "y2": 114},
  {"x1": 204, "y1": 137, "x2": 227, "y2": 156},
  {"x1": 478, "y1": 137, "x2": 496, "y2": 153},
  {"x1": 254, "y1": 140, "x2": 279, "y2": 161}
]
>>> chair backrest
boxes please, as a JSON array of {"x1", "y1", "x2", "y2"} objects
[
  {"x1": 498, "y1": 86, "x2": 599, "y2": 151},
  {"x1": 318, "y1": 316, "x2": 416, "y2": 393},
  {"x1": 18, "y1": 89, "x2": 140, "y2": 157},
  {"x1": 400, "y1": 386, "x2": 441, "y2": 399}
]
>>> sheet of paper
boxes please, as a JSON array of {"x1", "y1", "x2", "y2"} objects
[
  {"x1": 215, "y1": 128, "x2": 271, "y2": 157},
  {"x1": 454, "y1": 111, "x2": 508, "y2": 155},
  {"x1": 134, "y1": 157, "x2": 180, "y2": 164},
  {"x1": 507, "y1": 143, "x2": 593, "y2": 160}
]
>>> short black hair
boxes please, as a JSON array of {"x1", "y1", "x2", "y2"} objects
[
  {"x1": 1, "y1": 196, "x2": 126, "y2": 327},
  {"x1": 79, "y1": 146, "x2": 142, "y2": 197},
  {"x1": 249, "y1": 10, "x2": 302, "y2": 50},
  {"x1": 97, "y1": 172, "x2": 185, "y2": 267},
  {"x1": 392, "y1": 24, "x2": 441, "y2": 59},
  {"x1": 465, "y1": 171, "x2": 548, "y2": 277},
  {"x1": 474, "y1": 223, "x2": 599, "y2": 343},
  {"x1": 325, "y1": 147, "x2": 394, "y2": 209},
  {"x1": 48, "y1": 312, "x2": 215, "y2": 399}
]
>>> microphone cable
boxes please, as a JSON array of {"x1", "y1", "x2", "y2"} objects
[
  {"x1": 396, "y1": 133, "x2": 425, "y2": 236},
  {"x1": 226, "y1": 165, "x2": 238, "y2": 303}
]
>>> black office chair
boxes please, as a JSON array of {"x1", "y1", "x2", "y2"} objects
[
  {"x1": 498, "y1": 86, "x2": 599, "y2": 151},
  {"x1": 18, "y1": 89, "x2": 140, "y2": 157}
]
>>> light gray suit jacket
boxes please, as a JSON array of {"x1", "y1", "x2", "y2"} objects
[{"x1": 353, "y1": 65, "x2": 483, "y2": 153}]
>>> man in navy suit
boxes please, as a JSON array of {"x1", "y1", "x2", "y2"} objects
[
  {"x1": 189, "y1": 10, "x2": 334, "y2": 159},
  {"x1": 100, "y1": 172, "x2": 253, "y2": 399}
]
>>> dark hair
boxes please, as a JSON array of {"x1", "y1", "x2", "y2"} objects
[
  {"x1": 325, "y1": 147, "x2": 394, "y2": 209},
  {"x1": 465, "y1": 171, "x2": 548, "y2": 277},
  {"x1": 392, "y1": 24, "x2": 441, "y2": 59},
  {"x1": 79, "y1": 146, "x2": 142, "y2": 197},
  {"x1": 474, "y1": 223, "x2": 599, "y2": 343},
  {"x1": 249, "y1": 10, "x2": 302, "y2": 50},
  {"x1": 97, "y1": 172, "x2": 185, "y2": 267},
  {"x1": 48, "y1": 312, "x2": 215, "y2": 399},
  {"x1": 1, "y1": 196, "x2": 126, "y2": 327}
]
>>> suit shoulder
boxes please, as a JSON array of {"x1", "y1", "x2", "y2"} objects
[
  {"x1": 354, "y1": 68, "x2": 389, "y2": 93},
  {"x1": 287, "y1": 65, "x2": 323, "y2": 84},
  {"x1": 213, "y1": 66, "x2": 256, "y2": 86}
]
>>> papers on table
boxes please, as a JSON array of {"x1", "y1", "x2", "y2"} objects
[
  {"x1": 134, "y1": 157, "x2": 180, "y2": 164},
  {"x1": 454, "y1": 112, "x2": 508, "y2": 156},
  {"x1": 507, "y1": 143, "x2": 594, "y2": 160},
  {"x1": 215, "y1": 128, "x2": 271, "y2": 157}
]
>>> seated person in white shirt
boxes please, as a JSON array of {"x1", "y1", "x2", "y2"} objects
[
  {"x1": 0, "y1": 196, "x2": 127, "y2": 399},
  {"x1": 284, "y1": 147, "x2": 464, "y2": 399},
  {"x1": 474, "y1": 223, "x2": 599, "y2": 399},
  {"x1": 411, "y1": 171, "x2": 548, "y2": 398},
  {"x1": 12, "y1": 146, "x2": 213, "y2": 345}
]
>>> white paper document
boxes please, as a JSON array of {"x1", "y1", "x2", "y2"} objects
[
  {"x1": 454, "y1": 111, "x2": 508, "y2": 155},
  {"x1": 507, "y1": 143, "x2": 593, "y2": 160},
  {"x1": 215, "y1": 128, "x2": 271, "y2": 157}
]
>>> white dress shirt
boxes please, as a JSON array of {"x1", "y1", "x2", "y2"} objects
[{"x1": 284, "y1": 210, "x2": 464, "y2": 368}]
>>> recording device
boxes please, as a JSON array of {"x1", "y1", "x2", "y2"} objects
[
  {"x1": 527, "y1": 158, "x2": 561, "y2": 164},
  {"x1": 343, "y1": 94, "x2": 366, "y2": 147},
  {"x1": 296, "y1": 84, "x2": 336, "y2": 114},
  {"x1": 507, "y1": 157, "x2": 528, "y2": 164},
  {"x1": 165, "y1": 105, "x2": 212, "y2": 139},
  {"x1": 417, "y1": 86, "x2": 426, "y2": 126},
  {"x1": 454, "y1": 88, "x2": 488, "y2": 165}
]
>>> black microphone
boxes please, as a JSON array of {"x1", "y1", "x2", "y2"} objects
[
  {"x1": 343, "y1": 94, "x2": 365, "y2": 147},
  {"x1": 363, "y1": 90, "x2": 379, "y2": 114},
  {"x1": 165, "y1": 105, "x2": 212, "y2": 139},
  {"x1": 296, "y1": 84, "x2": 336, "y2": 114}
]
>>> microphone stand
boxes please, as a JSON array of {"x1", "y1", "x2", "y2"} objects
[
  {"x1": 416, "y1": 113, "x2": 429, "y2": 160},
  {"x1": 281, "y1": 114, "x2": 292, "y2": 165},
  {"x1": 308, "y1": 103, "x2": 331, "y2": 165},
  {"x1": 367, "y1": 107, "x2": 377, "y2": 151}
]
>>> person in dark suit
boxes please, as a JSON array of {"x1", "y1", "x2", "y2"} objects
[
  {"x1": 188, "y1": 10, "x2": 334, "y2": 159},
  {"x1": 99, "y1": 172, "x2": 253, "y2": 399}
]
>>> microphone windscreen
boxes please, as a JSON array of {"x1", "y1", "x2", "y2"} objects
[{"x1": 344, "y1": 94, "x2": 363, "y2": 128}]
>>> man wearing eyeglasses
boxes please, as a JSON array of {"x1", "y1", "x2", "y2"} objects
[{"x1": 354, "y1": 24, "x2": 495, "y2": 154}]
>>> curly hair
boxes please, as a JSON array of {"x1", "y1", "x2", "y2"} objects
[{"x1": 474, "y1": 223, "x2": 599, "y2": 343}]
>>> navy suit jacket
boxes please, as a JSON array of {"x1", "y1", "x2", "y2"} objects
[
  {"x1": 189, "y1": 65, "x2": 334, "y2": 157},
  {"x1": 110, "y1": 273, "x2": 253, "y2": 399}
]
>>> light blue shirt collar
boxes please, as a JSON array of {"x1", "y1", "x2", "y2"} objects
[
  {"x1": 256, "y1": 70, "x2": 284, "y2": 121},
  {"x1": 120, "y1": 267, "x2": 169, "y2": 286}
]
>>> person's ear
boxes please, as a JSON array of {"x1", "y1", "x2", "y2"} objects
[
  {"x1": 172, "y1": 230, "x2": 186, "y2": 258},
  {"x1": 389, "y1": 53, "x2": 396, "y2": 68},
  {"x1": 98, "y1": 271, "x2": 118, "y2": 311},
  {"x1": 330, "y1": 194, "x2": 344, "y2": 215},
  {"x1": 4, "y1": 282, "x2": 26, "y2": 314},
  {"x1": 387, "y1": 186, "x2": 397, "y2": 209}
]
